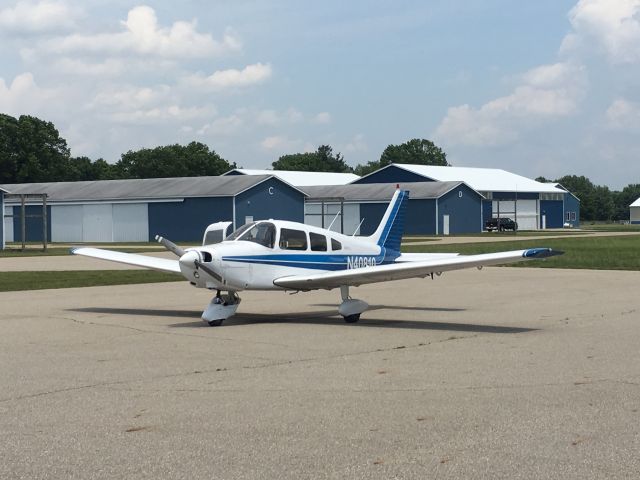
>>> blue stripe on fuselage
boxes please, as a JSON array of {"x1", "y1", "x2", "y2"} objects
[{"x1": 222, "y1": 249, "x2": 401, "y2": 271}]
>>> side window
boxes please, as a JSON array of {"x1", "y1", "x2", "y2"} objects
[
  {"x1": 280, "y1": 228, "x2": 308, "y2": 250},
  {"x1": 331, "y1": 238, "x2": 342, "y2": 251},
  {"x1": 203, "y1": 229, "x2": 223, "y2": 246},
  {"x1": 310, "y1": 232, "x2": 327, "y2": 252}
]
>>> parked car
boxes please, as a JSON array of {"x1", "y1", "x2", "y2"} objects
[{"x1": 486, "y1": 217, "x2": 518, "y2": 232}]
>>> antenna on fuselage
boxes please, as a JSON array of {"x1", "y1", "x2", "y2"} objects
[
  {"x1": 352, "y1": 218, "x2": 365, "y2": 236},
  {"x1": 327, "y1": 211, "x2": 341, "y2": 231}
]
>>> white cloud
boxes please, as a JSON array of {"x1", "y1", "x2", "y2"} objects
[
  {"x1": 313, "y1": 112, "x2": 331, "y2": 124},
  {"x1": 605, "y1": 98, "x2": 640, "y2": 129},
  {"x1": 0, "y1": 72, "x2": 57, "y2": 116},
  {"x1": 40, "y1": 5, "x2": 241, "y2": 59},
  {"x1": 260, "y1": 135, "x2": 301, "y2": 151},
  {"x1": 186, "y1": 63, "x2": 272, "y2": 90},
  {"x1": 0, "y1": 0, "x2": 77, "y2": 33},
  {"x1": 256, "y1": 107, "x2": 303, "y2": 126},
  {"x1": 434, "y1": 63, "x2": 587, "y2": 147},
  {"x1": 343, "y1": 134, "x2": 367, "y2": 153},
  {"x1": 561, "y1": 0, "x2": 640, "y2": 64},
  {"x1": 52, "y1": 58, "x2": 126, "y2": 77},
  {"x1": 196, "y1": 114, "x2": 244, "y2": 136}
]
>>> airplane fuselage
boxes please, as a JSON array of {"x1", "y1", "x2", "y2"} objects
[{"x1": 180, "y1": 219, "x2": 398, "y2": 291}]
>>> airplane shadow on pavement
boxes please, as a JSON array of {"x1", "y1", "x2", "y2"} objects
[{"x1": 69, "y1": 306, "x2": 537, "y2": 334}]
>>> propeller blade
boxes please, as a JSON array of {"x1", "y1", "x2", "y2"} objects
[
  {"x1": 194, "y1": 259, "x2": 224, "y2": 282},
  {"x1": 156, "y1": 235, "x2": 186, "y2": 258}
]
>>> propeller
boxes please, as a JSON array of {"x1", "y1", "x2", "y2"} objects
[
  {"x1": 194, "y1": 258, "x2": 223, "y2": 282},
  {"x1": 155, "y1": 235, "x2": 186, "y2": 257}
]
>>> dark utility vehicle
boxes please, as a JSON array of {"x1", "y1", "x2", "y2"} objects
[{"x1": 486, "y1": 217, "x2": 518, "y2": 232}]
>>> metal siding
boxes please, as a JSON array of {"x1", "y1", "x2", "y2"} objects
[
  {"x1": 482, "y1": 200, "x2": 493, "y2": 229},
  {"x1": 82, "y1": 204, "x2": 113, "y2": 242},
  {"x1": 359, "y1": 203, "x2": 387, "y2": 235},
  {"x1": 1, "y1": 194, "x2": 4, "y2": 248},
  {"x1": 631, "y1": 207, "x2": 640, "y2": 223},
  {"x1": 353, "y1": 166, "x2": 435, "y2": 184},
  {"x1": 492, "y1": 191, "x2": 539, "y2": 200},
  {"x1": 564, "y1": 194, "x2": 581, "y2": 227},
  {"x1": 540, "y1": 200, "x2": 564, "y2": 228},
  {"x1": 148, "y1": 197, "x2": 233, "y2": 241},
  {"x1": 438, "y1": 184, "x2": 483, "y2": 234},
  {"x1": 51, "y1": 205, "x2": 83, "y2": 242},
  {"x1": 235, "y1": 178, "x2": 304, "y2": 227},
  {"x1": 405, "y1": 199, "x2": 437, "y2": 235},
  {"x1": 113, "y1": 203, "x2": 149, "y2": 242},
  {"x1": 11, "y1": 205, "x2": 52, "y2": 242}
]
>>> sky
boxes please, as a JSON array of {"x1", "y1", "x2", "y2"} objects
[{"x1": 1, "y1": 0, "x2": 639, "y2": 189}]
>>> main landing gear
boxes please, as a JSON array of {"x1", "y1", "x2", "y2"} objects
[
  {"x1": 202, "y1": 291, "x2": 241, "y2": 327},
  {"x1": 338, "y1": 285, "x2": 368, "y2": 323}
]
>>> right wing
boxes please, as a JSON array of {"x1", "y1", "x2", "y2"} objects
[
  {"x1": 71, "y1": 247, "x2": 181, "y2": 274},
  {"x1": 273, "y1": 248, "x2": 562, "y2": 290}
]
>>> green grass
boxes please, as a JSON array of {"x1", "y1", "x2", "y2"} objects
[
  {"x1": 0, "y1": 270, "x2": 183, "y2": 292},
  {"x1": 402, "y1": 235, "x2": 640, "y2": 271},
  {"x1": 581, "y1": 223, "x2": 640, "y2": 232}
]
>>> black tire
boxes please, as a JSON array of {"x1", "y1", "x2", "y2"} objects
[
  {"x1": 207, "y1": 319, "x2": 223, "y2": 327},
  {"x1": 344, "y1": 314, "x2": 360, "y2": 323}
]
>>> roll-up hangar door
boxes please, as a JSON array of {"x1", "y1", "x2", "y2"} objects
[
  {"x1": 492, "y1": 200, "x2": 539, "y2": 230},
  {"x1": 51, "y1": 203, "x2": 149, "y2": 242},
  {"x1": 4, "y1": 206, "x2": 13, "y2": 242},
  {"x1": 304, "y1": 202, "x2": 361, "y2": 235}
]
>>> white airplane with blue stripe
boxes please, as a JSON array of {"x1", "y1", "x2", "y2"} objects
[{"x1": 72, "y1": 189, "x2": 563, "y2": 326}]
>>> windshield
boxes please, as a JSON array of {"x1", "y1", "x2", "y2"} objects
[
  {"x1": 227, "y1": 222, "x2": 255, "y2": 241},
  {"x1": 232, "y1": 222, "x2": 276, "y2": 248}
]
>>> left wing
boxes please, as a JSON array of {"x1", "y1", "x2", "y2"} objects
[
  {"x1": 273, "y1": 248, "x2": 562, "y2": 290},
  {"x1": 71, "y1": 247, "x2": 181, "y2": 274}
]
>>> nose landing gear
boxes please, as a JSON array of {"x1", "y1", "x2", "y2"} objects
[
  {"x1": 202, "y1": 291, "x2": 241, "y2": 326},
  {"x1": 338, "y1": 285, "x2": 368, "y2": 323}
]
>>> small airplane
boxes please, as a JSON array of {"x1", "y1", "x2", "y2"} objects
[{"x1": 72, "y1": 188, "x2": 563, "y2": 326}]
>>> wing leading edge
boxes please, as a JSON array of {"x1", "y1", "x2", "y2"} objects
[
  {"x1": 71, "y1": 247, "x2": 181, "y2": 274},
  {"x1": 273, "y1": 248, "x2": 563, "y2": 290}
]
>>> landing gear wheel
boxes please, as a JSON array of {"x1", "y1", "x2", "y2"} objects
[
  {"x1": 343, "y1": 314, "x2": 360, "y2": 323},
  {"x1": 207, "y1": 319, "x2": 223, "y2": 327}
]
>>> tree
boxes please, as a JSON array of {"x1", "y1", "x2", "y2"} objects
[
  {"x1": 271, "y1": 145, "x2": 352, "y2": 172},
  {"x1": 355, "y1": 138, "x2": 449, "y2": 176},
  {"x1": 115, "y1": 142, "x2": 235, "y2": 179},
  {"x1": 0, "y1": 114, "x2": 72, "y2": 183},
  {"x1": 613, "y1": 184, "x2": 640, "y2": 221}
]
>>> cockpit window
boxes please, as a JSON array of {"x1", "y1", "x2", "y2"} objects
[
  {"x1": 236, "y1": 222, "x2": 276, "y2": 248},
  {"x1": 227, "y1": 222, "x2": 255, "y2": 241}
]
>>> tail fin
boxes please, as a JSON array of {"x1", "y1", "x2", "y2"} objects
[{"x1": 367, "y1": 189, "x2": 409, "y2": 252}]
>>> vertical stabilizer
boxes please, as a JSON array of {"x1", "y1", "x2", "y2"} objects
[{"x1": 367, "y1": 189, "x2": 409, "y2": 252}]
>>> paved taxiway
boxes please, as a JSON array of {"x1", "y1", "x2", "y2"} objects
[{"x1": 1, "y1": 267, "x2": 639, "y2": 479}]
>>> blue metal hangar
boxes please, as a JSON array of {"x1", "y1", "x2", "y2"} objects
[
  {"x1": 303, "y1": 182, "x2": 484, "y2": 235},
  {"x1": 1, "y1": 175, "x2": 305, "y2": 243},
  {"x1": 353, "y1": 164, "x2": 580, "y2": 229}
]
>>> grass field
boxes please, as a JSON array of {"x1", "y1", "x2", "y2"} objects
[
  {"x1": 0, "y1": 270, "x2": 182, "y2": 292},
  {"x1": 402, "y1": 235, "x2": 640, "y2": 270},
  {"x1": 581, "y1": 223, "x2": 640, "y2": 232}
]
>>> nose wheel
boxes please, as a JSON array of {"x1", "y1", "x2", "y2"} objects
[
  {"x1": 338, "y1": 286, "x2": 367, "y2": 323},
  {"x1": 202, "y1": 291, "x2": 241, "y2": 326}
]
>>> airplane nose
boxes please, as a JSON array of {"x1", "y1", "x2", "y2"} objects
[{"x1": 178, "y1": 250, "x2": 201, "y2": 279}]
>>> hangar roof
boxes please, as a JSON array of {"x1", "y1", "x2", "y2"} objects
[
  {"x1": 302, "y1": 181, "x2": 478, "y2": 201},
  {"x1": 360, "y1": 164, "x2": 564, "y2": 194},
  {"x1": 223, "y1": 169, "x2": 360, "y2": 186},
  {"x1": 631, "y1": 197, "x2": 640, "y2": 207},
  {"x1": 0, "y1": 175, "x2": 305, "y2": 202}
]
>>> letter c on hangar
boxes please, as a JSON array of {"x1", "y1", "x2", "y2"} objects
[{"x1": 268, "y1": 186, "x2": 274, "y2": 195}]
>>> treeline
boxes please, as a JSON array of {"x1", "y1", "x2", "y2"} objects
[
  {"x1": 0, "y1": 114, "x2": 235, "y2": 183},
  {"x1": 1, "y1": 113, "x2": 638, "y2": 221},
  {"x1": 537, "y1": 175, "x2": 640, "y2": 222}
]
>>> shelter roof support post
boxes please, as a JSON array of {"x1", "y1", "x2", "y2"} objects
[
  {"x1": 42, "y1": 195, "x2": 48, "y2": 252},
  {"x1": 20, "y1": 195, "x2": 26, "y2": 251}
]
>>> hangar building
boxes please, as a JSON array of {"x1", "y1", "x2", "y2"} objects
[
  {"x1": 223, "y1": 169, "x2": 360, "y2": 186},
  {"x1": 303, "y1": 182, "x2": 484, "y2": 235},
  {"x1": 353, "y1": 164, "x2": 580, "y2": 229},
  {"x1": 630, "y1": 198, "x2": 640, "y2": 224},
  {"x1": 0, "y1": 187, "x2": 6, "y2": 249},
  {"x1": 2, "y1": 175, "x2": 305, "y2": 243}
]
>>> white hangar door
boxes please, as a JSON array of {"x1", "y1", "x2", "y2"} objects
[
  {"x1": 113, "y1": 204, "x2": 148, "y2": 242},
  {"x1": 51, "y1": 205, "x2": 83, "y2": 242},
  {"x1": 83, "y1": 204, "x2": 113, "y2": 242},
  {"x1": 4, "y1": 206, "x2": 14, "y2": 242},
  {"x1": 304, "y1": 202, "x2": 360, "y2": 234},
  {"x1": 515, "y1": 200, "x2": 538, "y2": 230}
]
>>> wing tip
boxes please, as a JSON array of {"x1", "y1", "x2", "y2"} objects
[{"x1": 523, "y1": 248, "x2": 565, "y2": 259}]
